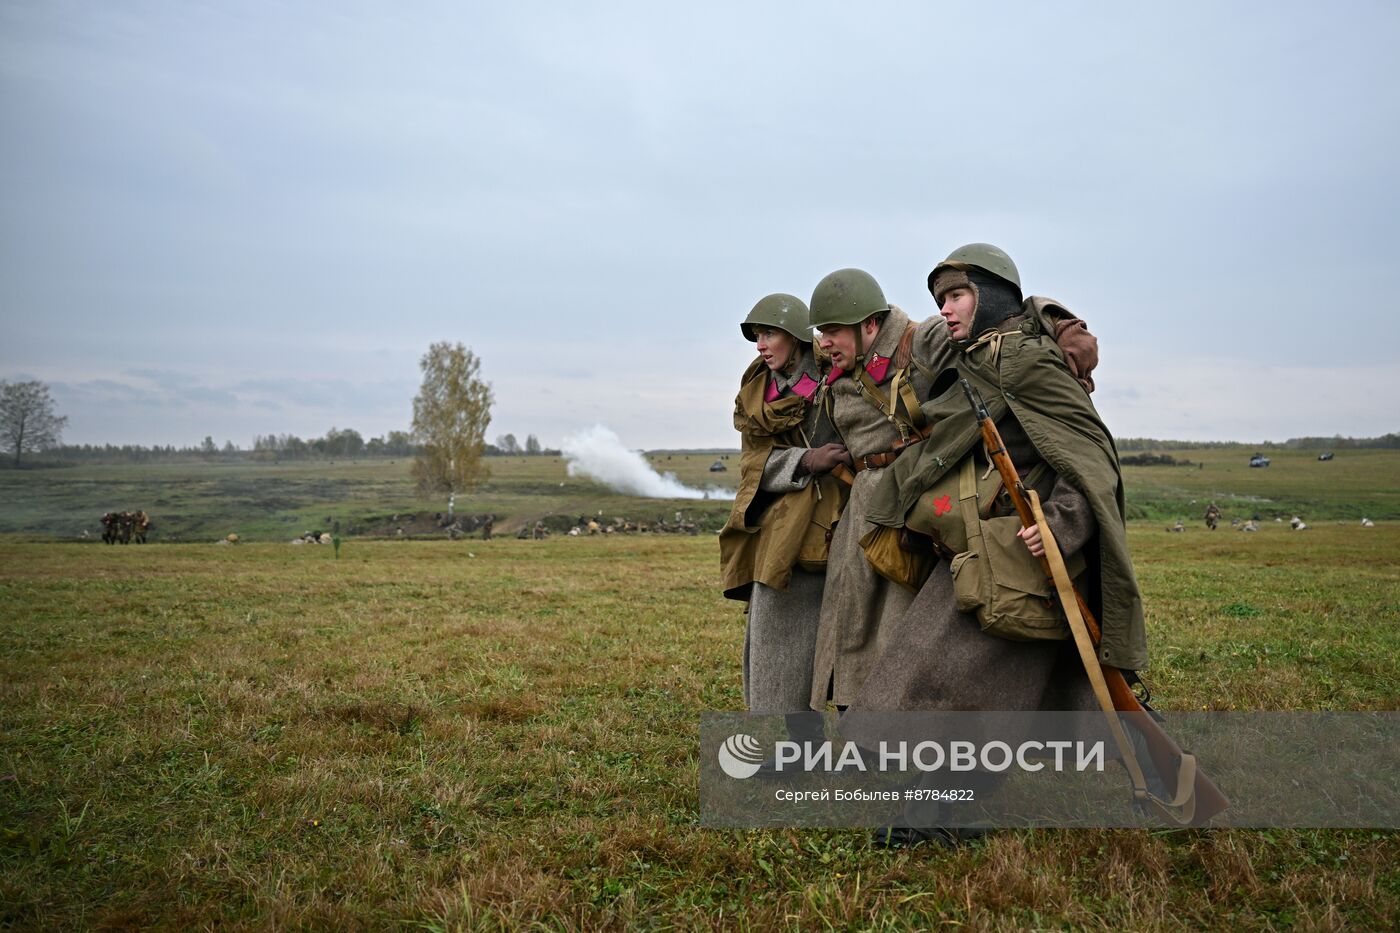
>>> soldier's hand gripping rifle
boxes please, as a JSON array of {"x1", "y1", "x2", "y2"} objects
[{"x1": 960, "y1": 379, "x2": 1228, "y2": 825}]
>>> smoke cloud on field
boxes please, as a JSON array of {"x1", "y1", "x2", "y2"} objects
[{"x1": 562, "y1": 426, "x2": 735, "y2": 501}]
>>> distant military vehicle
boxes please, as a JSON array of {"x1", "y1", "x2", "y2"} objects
[
  {"x1": 1249, "y1": 453, "x2": 1271, "y2": 468},
  {"x1": 1318, "y1": 452, "x2": 1335, "y2": 461},
  {"x1": 708, "y1": 459, "x2": 727, "y2": 472}
]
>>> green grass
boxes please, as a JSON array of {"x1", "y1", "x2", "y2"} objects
[
  {"x1": 3, "y1": 447, "x2": 1396, "y2": 544},
  {"x1": 3, "y1": 524, "x2": 1399, "y2": 929},
  {"x1": 1118, "y1": 446, "x2": 1400, "y2": 523},
  {"x1": 0, "y1": 453, "x2": 739, "y2": 542}
]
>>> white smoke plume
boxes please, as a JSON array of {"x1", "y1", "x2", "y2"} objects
[{"x1": 560, "y1": 425, "x2": 735, "y2": 500}]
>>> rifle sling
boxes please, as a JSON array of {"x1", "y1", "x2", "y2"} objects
[{"x1": 1028, "y1": 488, "x2": 1198, "y2": 825}]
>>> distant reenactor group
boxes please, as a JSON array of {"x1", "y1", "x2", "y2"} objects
[
  {"x1": 506, "y1": 514, "x2": 706, "y2": 538},
  {"x1": 566, "y1": 515, "x2": 700, "y2": 536},
  {"x1": 290, "y1": 531, "x2": 333, "y2": 545},
  {"x1": 101, "y1": 510, "x2": 150, "y2": 544}
]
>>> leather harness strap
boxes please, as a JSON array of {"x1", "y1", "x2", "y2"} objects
[
  {"x1": 850, "y1": 322, "x2": 933, "y2": 473},
  {"x1": 850, "y1": 425, "x2": 933, "y2": 472}
]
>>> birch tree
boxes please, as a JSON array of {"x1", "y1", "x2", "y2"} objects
[{"x1": 410, "y1": 343, "x2": 493, "y2": 521}]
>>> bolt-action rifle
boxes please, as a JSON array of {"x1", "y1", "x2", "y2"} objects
[{"x1": 961, "y1": 379, "x2": 1228, "y2": 824}]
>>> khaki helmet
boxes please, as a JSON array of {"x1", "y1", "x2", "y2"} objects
[
  {"x1": 741, "y1": 293, "x2": 811, "y2": 343},
  {"x1": 927, "y1": 242, "x2": 1022, "y2": 296},
  {"x1": 809, "y1": 268, "x2": 891, "y2": 328}
]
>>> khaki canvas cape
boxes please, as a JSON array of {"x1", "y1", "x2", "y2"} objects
[
  {"x1": 719, "y1": 357, "x2": 844, "y2": 602},
  {"x1": 863, "y1": 310, "x2": 1149, "y2": 671}
]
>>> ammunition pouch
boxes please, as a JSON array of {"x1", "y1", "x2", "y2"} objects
[
  {"x1": 793, "y1": 473, "x2": 843, "y2": 572},
  {"x1": 946, "y1": 458, "x2": 1083, "y2": 641},
  {"x1": 858, "y1": 523, "x2": 934, "y2": 593},
  {"x1": 903, "y1": 456, "x2": 1084, "y2": 640}
]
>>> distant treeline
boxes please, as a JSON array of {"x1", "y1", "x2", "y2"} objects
[
  {"x1": 1116, "y1": 433, "x2": 1400, "y2": 451},
  {"x1": 43, "y1": 430, "x2": 1400, "y2": 465},
  {"x1": 250, "y1": 429, "x2": 413, "y2": 460},
  {"x1": 43, "y1": 427, "x2": 559, "y2": 464}
]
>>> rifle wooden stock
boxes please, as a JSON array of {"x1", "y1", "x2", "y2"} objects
[{"x1": 974, "y1": 417, "x2": 1229, "y2": 824}]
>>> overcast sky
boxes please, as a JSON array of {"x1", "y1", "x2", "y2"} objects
[{"x1": 3, "y1": 1, "x2": 1398, "y2": 449}]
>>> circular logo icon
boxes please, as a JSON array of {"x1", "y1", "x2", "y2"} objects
[{"x1": 717, "y1": 733, "x2": 765, "y2": 779}]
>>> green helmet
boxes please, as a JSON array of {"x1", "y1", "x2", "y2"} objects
[
  {"x1": 741, "y1": 293, "x2": 811, "y2": 343},
  {"x1": 927, "y1": 243, "x2": 1022, "y2": 295},
  {"x1": 810, "y1": 268, "x2": 891, "y2": 328}
]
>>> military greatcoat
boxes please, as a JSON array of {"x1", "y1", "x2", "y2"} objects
[
  {"x1": 719, "y1": 347, "x2": 843, "y2": 712},
  {"x1": 808, "y1": 307, "x2": 960, "y2": 709},
  {"x1": 848, "y1": 308, "x2": 1144, "y2": 723}
]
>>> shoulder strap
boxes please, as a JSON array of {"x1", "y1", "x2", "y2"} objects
[
  {"x1": 958, "y1": 457, "x2": 980, "y2": 532},
  {"x1": 896, "y1": 322, "x2": 937, "y2": 382},
  {"x1": 812, "y1": 381, "x2": 841, "y2": 445},
  {"x1": 854, "y1": 323, "x2": 930, "y2": 441}
]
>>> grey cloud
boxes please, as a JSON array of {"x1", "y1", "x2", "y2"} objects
[
  {"x1": 2, "y1": 1, "x2": 1398, "y2": 447},
  {"x1": 118, "y1": 370, "x2": 237, "y2": 407},
  {"x1": 231, "y1": 376, "x2": 417, "y2": 412},
  {"x1": 51, "y1": 378, "x2": 174, "y2": 409}
]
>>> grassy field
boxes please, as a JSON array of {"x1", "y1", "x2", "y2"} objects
[
  {"x1": 3, "y1": 520, "x2": 1399, "y2": 928},
  {"x1": 1116, "y1": 447, "x2": 1400, "y2": 524},
  {"x1": 3, "y1": 452, "x2": 1398, "y2": 927},
  {"x1": 0, "y1": 453, "x2": 739, "y2": 543},
  {"x1": 1, "y1": 445, "x2": 1396, "y2": 543}
]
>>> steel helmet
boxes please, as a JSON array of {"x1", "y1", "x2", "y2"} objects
[
  {"x1": 741, "y1": 293, "x2": 812, "y2": 342},
  {"x1": 810, "y1": 268, "x2": 891, "y2": 328},
  {"x1": 928, "y1": 243, "x2": 1022, "y2": 298}
]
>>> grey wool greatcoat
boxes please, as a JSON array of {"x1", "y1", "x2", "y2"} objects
[
  {"x1": 723, "y1": 347, "x2": 843, "y2": 712},
  {"x1": 846, "y1": 466, "x2": 1100, "y2": 717},
  {"x1": 849, "y1": 308, "x2": 1140, "y2": 719},
  {"x1": 863, "y1": 311, "x2": 1146, "y2": 672},
  {"x1": 809, "y1": 307, "x2": 960, "y2": 710}
]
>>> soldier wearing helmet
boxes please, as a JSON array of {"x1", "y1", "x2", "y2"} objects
[
  {"x1": 720, "y1": 293, "x2": 849, "y2": 736},
  {"x1": 805, "y1": 268, "x2": 963, "y2": 714},
  {"x1": 930, "y1": 243, "x2": 1098, "y2": 391},
  {"x1": 806, "y1": 259, "x2": 1106, "y2": 721},
  {"x1": 841, "y1": 244, "x2": 1148, "y2": 848}
]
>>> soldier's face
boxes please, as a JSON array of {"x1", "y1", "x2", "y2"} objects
[
  {"x1": 940, "y1": 287, "x2": 977, "y2": 340},
  {"x1": 817, "y1": 318, "x2": 880, "y2": 371},
  {"x1": 754, "y1": 327, "x2": 796, "y2": 372}
]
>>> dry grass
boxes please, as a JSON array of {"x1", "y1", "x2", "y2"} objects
[{"x1": 2, "y1": 527, "x2": 1399, "y2": 929}]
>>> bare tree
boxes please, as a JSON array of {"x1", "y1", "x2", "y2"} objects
[
  {"x1": 0, "y1": 380, "x2": 68, "y2": 466},
  {"x1": 411, "y1": 342, "x2": 493, "y2": 521},
  {"x1": 495, "y1": 433, "x2": 519, "y2": 454},
  {"x1": 525, "y1": 434, "x2": 542, "y2": 455}
]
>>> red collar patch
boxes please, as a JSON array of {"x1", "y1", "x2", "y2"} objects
[
  {"x1": 829, "y1": 353, "x2": 891, "y2": 384},
  {"x1": 769, "y1": 372, "x2": 821, "y2": 402},
  {"x1": 792, "y1": 373, "x2": 820, "y2": 400}
]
